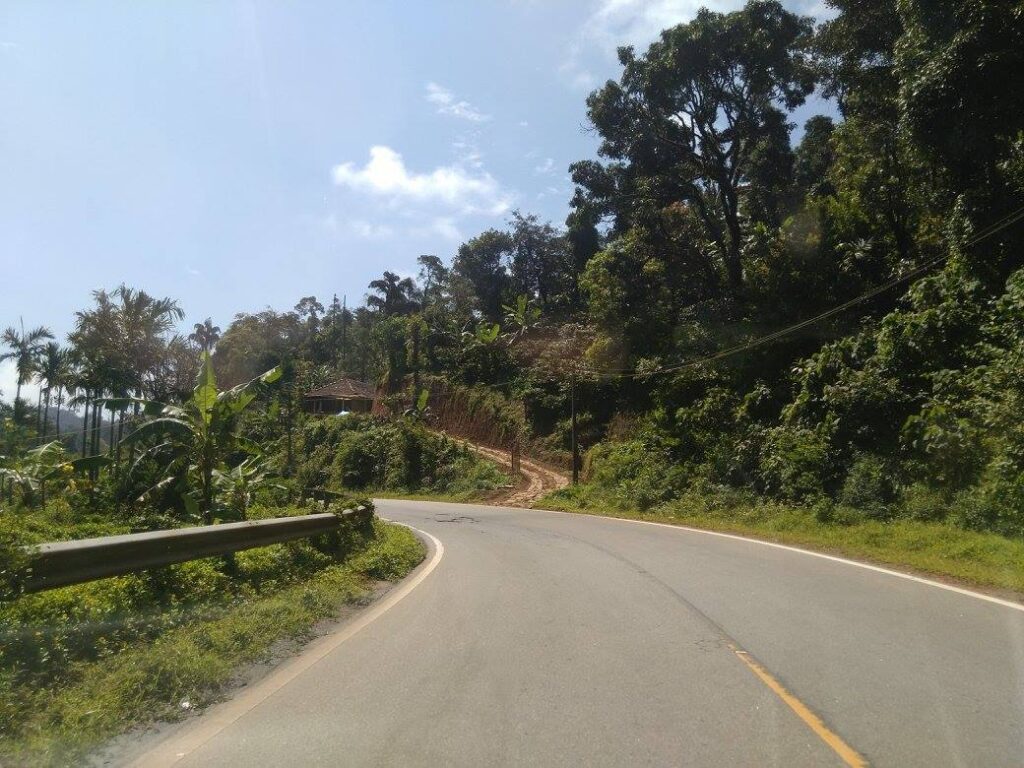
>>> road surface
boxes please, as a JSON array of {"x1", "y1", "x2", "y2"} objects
[{"x1": 131, "y1": 500, "x2": 1024, "y2": 767}]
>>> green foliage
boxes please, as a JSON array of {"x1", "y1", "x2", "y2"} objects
[
  {"x1": 839, "y1": 454, "x2": 898, "y2": 519},
  {"x1": 543, "y1": 483, "x2": 1024, "y2": 596},
  {"x1": 296, "y1": 415, "x2": 505, "y2": 497},
  {"x1": 584, "y1": 432, "x2": 688, "y2": 510},
  {"x1": 118, "y1": 353, "x2": 282, "y2": 524},
  {"x1": 0, "y1": 517, "x2": 421, "y2": 767},
  {"x1": 756, "y1": 425, "x2": 835, "y2": 501}
]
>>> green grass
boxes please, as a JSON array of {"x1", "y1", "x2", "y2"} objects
[
  {"x1": 541, "y1": 485, "x2": 1024, "y2": 596},
  {"x1": 0, "y1": 520, "x2": 423, "y2": 768}
]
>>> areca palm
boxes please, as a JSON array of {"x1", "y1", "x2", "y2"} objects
[
  {"x1": 37, "y1": 343, "x2": 72, "y2": 439},
  {"x1": 70, "y1": 291, "x2": 121, "y2": 461},
  {"x1": 1, "y1": 320, "x2": 53, "y2": 420},
  {"x1": 189, "y1": 318, "x2": 221, "y2": 352},
  {"x1": 113, "y1": 284, "x2": 184, "y2": 400}
]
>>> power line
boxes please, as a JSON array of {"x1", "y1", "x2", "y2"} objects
[{"x1": 581, "y1": 202, "x2": 1024, "y2": 380}]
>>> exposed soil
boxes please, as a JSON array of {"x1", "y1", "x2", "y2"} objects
[{"x1": 461, "y1": 442, "x2": 570, "y2": 507}]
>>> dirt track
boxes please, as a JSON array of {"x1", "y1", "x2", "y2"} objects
[{"x1": 463, "y1": 443, "x2": 569, "y2": 507}]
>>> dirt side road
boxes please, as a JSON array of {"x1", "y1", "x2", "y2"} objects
[{"x1": 462, "y1": 442, "x2": 569, "y2": 507}]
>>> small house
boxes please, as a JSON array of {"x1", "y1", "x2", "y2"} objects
[{"x1": 303, "y1": 378, "x2": 376, "y2": 415}]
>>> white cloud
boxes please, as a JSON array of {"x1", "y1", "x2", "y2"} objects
[
  {"x1": 518, "y1": 120, "x2": 530, "y2": 128},
  {"x1": 534, "y1": 157, "x2": 556, "y2": 175},
  {"x1": 562, "y1": 0, "x2": 829, "y2": 90},
  {"x1": 425, "y1": 82, "x2": 491, "y2": 122},
  {"x1": 349, "y1": 219, "x2": 395, "y2": 239},
  {"x1": 452, "y1": 138, "x2": 484, "y2": 169},
  {"x1": 332, "y1": 145, "x2": 511, "y2": 216},
  {"x1": 408, "y1": 216, "x2": 463, "y2": 242},
  {"x1": 429, "y1": 217, "x2": 462, "y2": 240}
]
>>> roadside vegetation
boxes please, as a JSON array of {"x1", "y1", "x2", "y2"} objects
[
  {"x1": 1, "y1": 506, "x2": 422, "y2": 767},
  {"x1": 2, "y1": 0, "x2": 1023, "y2": 754},
  {"x1": 296, "y1": 415, "x2": 509, "y2": 502},
  {"x1": 543, "y1": 485, "x2": 1024, "y2": 595}
]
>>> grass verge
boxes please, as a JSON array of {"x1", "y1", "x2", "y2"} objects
[
  {"x1": 541, "y1": 486, "x2": 1024, "y2": 597},
  {"x1": 0, "y1": 520, "x2": 423, "y2": 768}
]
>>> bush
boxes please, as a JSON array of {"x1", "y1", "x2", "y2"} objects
[
  {"x1": 757, "y1": 425, "x2": 836, "y2": 501},
  {"x1": 839, "y1": 454, "x2": 899, "y2": 519},
  {"x1": 949, "y1": 462, "x2": 1024, "y2": 538},
  {"x1": 898, "y1": 483, "x2": 950, "y2": 522},
  {"x1": 296, "y1": 415, "x2": 504, "y2": 496},
  {"x1": 585, "y1": 434, "x2": 688, "y2": 510}
]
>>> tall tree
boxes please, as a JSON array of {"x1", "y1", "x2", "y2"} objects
[
  {"x1": 508, "y1": 211, "x2": 570, "y2": 311},
  {"x1": 571, "y1": 0, "x2": 815, "y2": 294},
  {"x1": 37, "y1": 343, "x2": 71, "y2": 439},
  {"x1": 1, "y1": 320, "x2": 54, "y2": 421},
  {"x1": 896, "y1": 0, "x2": 1024, "y2": 240},
  {"x1": 417, "y1": 255, "x2": 448, "y2": 310},
  {"x1": 451, "y1": 229, "x2": 514, "y2": 320},
  {"x1": 367, "y1": 271, "x2": 418, "y2": 316},
  {"x1": 189, "y1": 318, "x2": 222, "y2": 352}
]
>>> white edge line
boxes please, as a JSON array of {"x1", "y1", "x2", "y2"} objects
[
  {"x1": 131, "y1": 524, "x2": 444, "y2": 768},
  {"x1": 522, "y1": 505, "x2": 1024, "y2": 613}
]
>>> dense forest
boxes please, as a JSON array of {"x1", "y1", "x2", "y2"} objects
[{"x1": 3, "y1": 0, "x2": 1024, "y2": 539}]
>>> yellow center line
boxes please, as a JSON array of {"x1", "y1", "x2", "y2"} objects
[{"x1": 729, "y1": 644, "x2": 868, "y2": 767}]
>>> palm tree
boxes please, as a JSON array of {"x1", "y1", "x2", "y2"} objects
[
  {"x1": 37, "y1": 342, "x2": 71, "y2": 439},
  {"x1": 53, "y1": 353, "x2": 78, "y2": 440},
  {"x1": 1, "y1": 320, "x2": 53, "y2": 421},
  {"x1": 189, "y1": 318, "x2": 221, "y2": 352},
  {"x1": 112, "y1": 284, "x2": 184, "y2": 401},
  {"x1": 367, "y1": 271, "x2": 419, "y2": 316},
  {"x1": 69, "y1": 286, "x2": 184, "y2": 469}
]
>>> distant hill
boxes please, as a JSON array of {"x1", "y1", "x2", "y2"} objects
[{"x1": 40, "y1": 408, "x2": 113, "y2": 452}]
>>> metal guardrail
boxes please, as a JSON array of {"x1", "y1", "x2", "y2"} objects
[{"x1": 19, "y1": 506, "x2": 372, "y2": 594}]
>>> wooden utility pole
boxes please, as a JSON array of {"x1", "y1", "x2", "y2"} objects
[
  {"x1": 570, "y1": 377, "x2": 579, "y2": 485},
  {"x1": 340, "y1": 294, "x2": 348, "y2": 374}
]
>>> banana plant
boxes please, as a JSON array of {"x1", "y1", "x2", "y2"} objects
[
  {"x1": 460, "y1": 321, "x2": 501, "y2": 348},
  {"x1": 0, "y1": 441, "x2": 92, "y2": 506},
  {"x1": 402, "y1": 387, "x2": 432, "y2": 422},
  {"x1": 212, "y1": 454, "x2": 283, "y2": 522},
  {"x1": 501, "y1": 294, "x2": 541, "y2": 345},
  {"x1": 115, "y1": 352, "x2": 281, "y2": 524}
]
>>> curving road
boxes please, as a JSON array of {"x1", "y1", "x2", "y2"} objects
[{"x1": 130, "y1": 500, "x2": 1024, "y2": 767}]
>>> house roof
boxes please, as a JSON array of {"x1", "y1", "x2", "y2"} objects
[{"x1": 304, "y1": 377, "x2": 376, "y2": 400}]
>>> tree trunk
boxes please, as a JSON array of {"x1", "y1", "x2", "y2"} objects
[
  {"x1": 42, "y1": 389, "x2": 51, "y2": 439},
  {"x1": 91, "y1": 397, "x2": 101, "y2": 480},
  {"x1": 285, "y1": 392, "x2": 294, "y2": 478},
  {"x1": 412, "y1": 324, "x2": 421, "y2": 395},
  {"x1": 720, "y1": 186, "x2": 744, "y2": 293},
  {"x1": 81, "y1": 396, "x2": 90, "y2": 458},
  {"x1": 55, "y1": 388, "x2": 62, "y2": 438},
  {"x1": 36, "y1": 389, "x2": 43, "y2": 434}
]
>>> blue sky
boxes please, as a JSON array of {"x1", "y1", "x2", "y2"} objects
[{"x1": 1, "y1": 0, "x2": 830, "y2": 401}]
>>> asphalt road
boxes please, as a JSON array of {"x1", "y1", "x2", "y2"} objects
[{"x1": 133, "y1": 500, "x2": 1024, "y2": 767}]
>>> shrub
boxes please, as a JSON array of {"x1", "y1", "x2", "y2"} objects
[
  {"x1": 296, "y1": 415, "x2": 503, "y2": 496},
  {"x1": 949, "y1": 461, "x2": 1024, "y2": 538},
  {"x1": 839, "y1": 454, "x2": 899, "y2": 519},
  {"x1": 898, "y1": 483, "x2": 950, "y2": 522},
  {"x1": 585, "y1": 434, "x2": 688, "y2": 510},
  {"x1": 757, "y1": 425, "x2": 836, "y2": 501}
]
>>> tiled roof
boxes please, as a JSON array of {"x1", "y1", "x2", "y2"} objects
[{"x1": 304, "y1": 377, "x2": 376, "y2": 400}]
